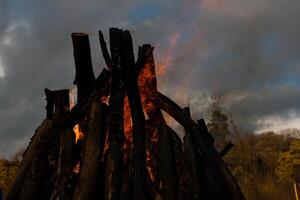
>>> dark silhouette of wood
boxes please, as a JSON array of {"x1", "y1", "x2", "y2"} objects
[
  {"x1": 71, "y1": 33, "x2": 95, "y2": 104},
  {"x1": 157, "y1": 124, "x2": 179, "y2": 200},
  {"x1": 5, "y1": 68, "x2": 110, "y2": 200},
  {"x1": 182, "y1": 107, "x2": 203, "y2": 200},
  {"x1": 17, "y1": 89, "x2": 70, "y2": 200},
  {"x1": 50, "y1": 129, "x2": 75, "y2": 200},
  {"x1": 105, "y1": 28, "x2": 125, "y2": 200},
  {"x1": 219, "y1": 142, "x2": 234, "y2": 157},
  {"x1": 5, "y1": 119, "x2": 53, "y2": 200},
  {"x1": 99, "y1": 31, "x2": 112, "y2": 70},
  {"x1": 121, "y1": 30, "x2": 148, "y2": 200},
  {"x1": 73, "y1": 102, "x2": 107, "y2": 200},
  {"x1": 45, "y1": 88, "x2": 54, "y2": 119},
  {"x1": 152, "y1": 92, "x2": 245, "y2": 200}
]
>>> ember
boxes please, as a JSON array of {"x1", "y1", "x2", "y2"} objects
[{"x1": 5, "y1": 28, "x2": 245, "y2": 200}]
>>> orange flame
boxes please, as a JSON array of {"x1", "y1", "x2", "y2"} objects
[{"x1": 156, "y1": 32, "x2": 180, "y2": 76}]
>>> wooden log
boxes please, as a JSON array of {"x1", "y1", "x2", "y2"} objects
[
  {"x1": 121, "y1": 30, "x2": 148, "y2": 200},
  {"x1": 152, "y1": 92, "x2": 245, "y2": 200},
  {"x1": 99, "y1": 30, "x2": 112, "y2": 71},
  {"x1": 157, "y1": 125, "x2": 179, "y2": 200},
  {"x1": 5, "y1": 119, "x2": 53, "y2": 200},
  {"x1": 5, "y1": 68, "x2": 110, "y2": 200},
  {"x1": 71, "y1": 33, "x2": 95, "y2": 104},
  {"x1": 49, "y1": 129, "x2": 75, "y2": 200},
  {"x1": 182, "y1": 107, "x2": 203, "y2": 200},
  {"x1": 219, "y1": 142, "x2": 234, "y2": 157},
  {"x1": 73, "y1": 102, "x2": 107, "y2": 200},
  {"x1": 19, "y1": 89, "x2": 70, "y2": 200},
  {"x1": 105, "y1": 28, "x2": 125, "y2": 200}
]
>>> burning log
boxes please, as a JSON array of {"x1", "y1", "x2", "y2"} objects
[
  {"x1": 121, "y1": 30, "x2": 148, "y2": 200},
  {"x1": 105, "y1": 28, "x2": 126, "y2": 200},
  {"x1": 152, "y1": 92, "x2": 245, "y2": 200},
  {"x1": 73, "y1": 102, "x2": 107, "y2": 200},
  {"x1": 157, "y1": 124, "x2": 179, "y2": 200}
]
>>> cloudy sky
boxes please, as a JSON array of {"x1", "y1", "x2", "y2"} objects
[{"x1": 0, "y1": 0, "x2": 300, "y2": 157}]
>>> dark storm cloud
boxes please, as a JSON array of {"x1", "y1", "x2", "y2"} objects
[{"x1": 0, "y1": 0, "x2": 300, "y2": 156}]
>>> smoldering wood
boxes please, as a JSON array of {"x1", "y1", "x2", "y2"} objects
[
  {"x1": 121, "y1": 30, "x2": 148, "y2": 200},
  {"x1": 99, "y1": 30, "x2": 112, "y2": 71},
  {"x1": 71, "y1": 33, "x2": 95, "y2": 104},
  {"x1": 152, "y1": 92, "x2": 245, "y2": 200},
  {"x1": 157, "y1": 124, "x2": 179, "y2": 200},
  {"x1": 219, "y1": 142, "x2": 234, "y2": 157},
  {"x1": 73, "y1": 102, "x2": 107, "y2": 200},
  {"x1": 105, "y1": 28, "x2": 126, "y2": 200}
]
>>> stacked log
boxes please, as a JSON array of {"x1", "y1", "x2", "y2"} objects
[{"x1": 5, "y1": 28, "x2": 245, "y2": 200}]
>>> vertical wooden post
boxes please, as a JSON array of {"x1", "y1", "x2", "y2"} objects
[
  {"x1": 105, "y1": 28, "x2": 125, "y2": 200},
  {"x1": 157, "y1": 124, "x2": 179, "y2": 200},
  {"x1": 73, "y1": 102, "x2": 107, "y2": 200},
  {"x1": 71, "y1": 33, "x2": 95, "y2": 104},
  {"x1": 121, "y1": 30, "x2": 148, "y2": 200}
]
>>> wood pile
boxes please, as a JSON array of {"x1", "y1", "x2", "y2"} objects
[{"x1": 5, "y1": 28, "x2": 244, "y2": 200}]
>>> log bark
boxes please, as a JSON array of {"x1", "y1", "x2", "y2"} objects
[
  {"x1": 152, "y1": 92, "x2": 245, "y2": 200},
  {"x1": 105, "y1": 28, "x2": 125, "y2": 200},
  {"x1": 121, "y1": 30, "x2": 148, "y2": 200},
  {"x1": 45, "y1": 88, "x2": 54, "y2": 119},
  {"x1": 73, "y1": 102, "x2": 107, "y2": 200},
  {"x1": 157, "y1": 125, "x2": 179, "y2": 200}
]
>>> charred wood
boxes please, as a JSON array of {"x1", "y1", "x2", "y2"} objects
[
  {"x1": 71, "y1": 33, "x2": 95, "y2": 104},
  {"x1": 105, "y1": 28, "x2": 126, "y2": 200},
  {"x1": 157, "y1": 125, "x2": 179, "y2": 200},
  {"x1": 152, "y1": 92, "x2": 245, "y2": 200},
  {"x1": 219, "y1": 142, "x2": 234, "y2": 157},
  {"x1": 121, "y1": 30, "x2": 148, "y2": 200},
  {"x1": 73, "y1": 102, "x2": 107, "y2": 200},
  {"x1": 99, "y1": 31, "x2": 112, "y2": 71}
]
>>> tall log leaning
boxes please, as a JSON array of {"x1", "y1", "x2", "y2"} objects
[
  {"x1": 121, "y1": 30, "x2": 148, "y2": 200},
  {"x1": 105, "y1": 28, "x2": 126, "y2": 200},
  {"x1": 73, "y1": 102, "x2": 107, "y2": 200},
  {"x1": 152, "y1": 92, "x2": 245, "y2": 200}
]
